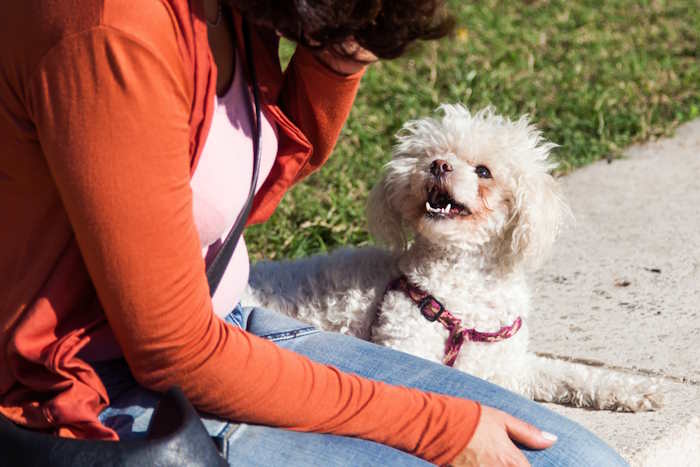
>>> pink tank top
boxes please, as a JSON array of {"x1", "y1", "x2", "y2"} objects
[{"x1": 191, "y1": 51, "x2": 278, "y2": 318}]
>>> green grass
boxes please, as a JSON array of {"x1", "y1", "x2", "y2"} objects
[{"x1": 247, "y1": 0, "x2": 700, "y2": 260}]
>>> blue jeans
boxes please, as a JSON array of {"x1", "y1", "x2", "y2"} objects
[{"x1": 95, "y1": 306, "x2": 628, "y2": 466}]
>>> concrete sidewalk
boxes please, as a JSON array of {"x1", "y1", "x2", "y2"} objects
[{"x1": 530, "y1": 119, "x2": 700, "y2": 466}]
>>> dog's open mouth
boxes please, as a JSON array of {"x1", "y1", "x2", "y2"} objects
[{"x1": 425, "y1": 185, "x2": 471, "y2": 218}]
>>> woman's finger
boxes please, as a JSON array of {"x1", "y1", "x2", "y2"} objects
[{"x1": 504, "y1": 414, "x2": 558, "y2": 450}]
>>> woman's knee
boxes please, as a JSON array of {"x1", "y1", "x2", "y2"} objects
[
  {"x1": 527, "y1": 426, "x2": 628, "y2": 467},
  {"x1": 515, "y1": 404, "x2": 628, "y2": 467}
]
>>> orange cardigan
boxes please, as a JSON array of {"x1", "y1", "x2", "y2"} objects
[{"x1": 0, "y1": 0, "x2": 479, "y2": 463}]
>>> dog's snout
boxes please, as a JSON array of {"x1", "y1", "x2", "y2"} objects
[{"x1": 430, "y1": 159, "x2": 453, "y2": 177}]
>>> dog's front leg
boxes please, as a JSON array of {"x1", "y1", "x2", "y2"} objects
[{"x1": 526, "y1": 354, "x2": 663, "y2": 412}]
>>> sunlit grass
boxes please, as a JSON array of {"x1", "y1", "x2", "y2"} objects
[{"x1": 247, "y1": 0, "x2": 700, "y2": 260}]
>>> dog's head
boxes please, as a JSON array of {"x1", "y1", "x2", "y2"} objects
[{"x1": 367, "y1": 105, "x2": 569, "y2": 268}]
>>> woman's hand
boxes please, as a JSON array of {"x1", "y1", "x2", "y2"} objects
[
  {"x1": 451, "y1": 406, "x2": 557, "y2": 467},
  {"x1": 308, "y1": 38, "x2": 378, "y2": 75}
]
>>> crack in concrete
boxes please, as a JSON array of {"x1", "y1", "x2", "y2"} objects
[{"x1": 535, "y1": 351, "x2": 700, "y2": 386}]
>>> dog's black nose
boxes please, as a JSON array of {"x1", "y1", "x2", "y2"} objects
[{"x1": 430, "y1": 159, "x2": 453, "y2": 177}]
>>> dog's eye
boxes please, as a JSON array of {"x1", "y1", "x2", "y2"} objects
[{"x1": 475, "y1": 165, "x2": 492, "y2": 179}]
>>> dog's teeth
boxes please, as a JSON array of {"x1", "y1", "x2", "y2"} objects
[
  {"x1": 426, "y1": 202, "x2": 444, "y2": 214},
  {"x1": 445, "y1": 203, "x2": 451, "y2": 214}
]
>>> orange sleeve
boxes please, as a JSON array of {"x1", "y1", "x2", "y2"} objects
[
  {"x1": 26, "y1": 25, "x2": 479, "y2": 465},
  {"x1": 279, "y1": 45, "x2": 365, "y2": 183}
]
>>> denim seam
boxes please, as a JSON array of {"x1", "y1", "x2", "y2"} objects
[
  {"x1": 224, "y1": 309, "x2": 244, "y2": 327},
  {"x1": 214, "y1": 422, "x2": 242, "y2": 459},
  {"x1": 260, "y1": 327, "x2": 319, "y2": 342}
]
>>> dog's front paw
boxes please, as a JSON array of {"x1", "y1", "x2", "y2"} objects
[{"x1": 612, "y1": 378, "x2": 664, "y2": 412}]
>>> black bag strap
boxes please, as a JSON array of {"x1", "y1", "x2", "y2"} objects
[{"x1": 205, "y1": 18, "x2": 261, "y2": 296}]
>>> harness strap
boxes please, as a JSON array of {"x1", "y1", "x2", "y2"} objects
[{"x1": 386, "y1": 275, "x2": 522, "y2": 367}]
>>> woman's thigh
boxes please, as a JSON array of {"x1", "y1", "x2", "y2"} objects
[
  {"x1": 95, "y1": 308, "x2": 430, "y2": 466},
  {"x1": 243, "y1": 307, "x2": 628, "y2": 467}
]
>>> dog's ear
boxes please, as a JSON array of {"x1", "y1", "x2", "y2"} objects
[
  {"x1": 367, "y1": 173, "x2": 407, "y2": 251},
  {"x1": 503, "y1": 172, "x2": 570, "y2": 267}
]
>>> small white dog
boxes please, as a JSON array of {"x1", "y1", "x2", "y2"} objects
[{"x1": 244, "y1": 105, "x2": 661, "y2": 412}]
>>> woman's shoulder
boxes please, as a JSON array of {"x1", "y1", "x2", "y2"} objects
[
  {"x1": 101, "y1": 0, "x2": 185, "y2": 64},
  {"x1": 2, "y1": 0, "x2": 187, "y2": 82}
]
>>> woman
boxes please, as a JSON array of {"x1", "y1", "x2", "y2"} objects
[{"x1": 0, "y1": 0, "x2": 627, "y2": 465}]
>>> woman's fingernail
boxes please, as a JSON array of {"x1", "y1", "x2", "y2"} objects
[{"x1": 542, "y1": 431, "x2": 558, "y2": 442}]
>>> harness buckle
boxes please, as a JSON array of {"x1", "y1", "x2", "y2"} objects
[{"x1": 418, "y1": 296, "x2": 445, "y2": 322}]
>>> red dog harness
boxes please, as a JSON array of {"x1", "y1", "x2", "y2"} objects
[{"x1": 386, "y1": 275, "x2": 523, "y2": 366}]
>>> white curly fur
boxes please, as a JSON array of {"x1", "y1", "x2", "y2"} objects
[{"x1": 243, "y1": 105, "x2": 662, "y2": 412}]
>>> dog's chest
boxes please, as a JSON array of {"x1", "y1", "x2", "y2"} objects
[
  {"x1": 408, "y1": 271, "x2": 530, "y2": 329},
  {"x1": 371, "y1": 291, "x2": 455, "y2": 362}
]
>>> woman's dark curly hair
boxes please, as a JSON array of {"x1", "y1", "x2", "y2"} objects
[{"x1": 229, "y1": 0, "x2": 454, "y2": 59}]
